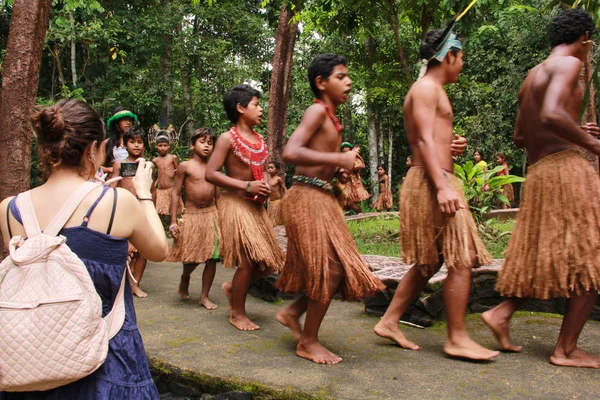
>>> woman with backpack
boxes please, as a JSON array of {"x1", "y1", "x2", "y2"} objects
[{"x1": 0, "y1": 99, "x2": 168, "y2": 399}]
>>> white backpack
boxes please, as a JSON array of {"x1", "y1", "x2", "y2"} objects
[{"x1": 0, "y1": 182, "x2": 126, "y2": 392}]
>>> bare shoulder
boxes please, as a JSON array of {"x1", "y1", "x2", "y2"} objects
[
  {"x1": 218, "y1": 130, "x2": 232, "y2": 142},
  {"x1": 549, "y1": 55, "x2": 582, "y2": 72},
  {"x1": 407, "y1": 78, "x2": 440, "y2": 102},
  {"x1": 301, "y1": 103, "x2": 327, "y2": 122},
  {"x1": 169, "y1": 154, "x2": 179, "y2": 162}
]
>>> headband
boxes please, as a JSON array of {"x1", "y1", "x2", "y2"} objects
[
  {"x1": 340, "y1": 142, "x2": 353, "y2": 151},
  {"x1": 155, "y1": 134, "x2": 170, "y2": 142},
  {"x1": 107, "y1": 110, "x2": 138, "y2": 128},
  {"x1": 418, "y1": 33, "x2": 463, "y2": 79}
]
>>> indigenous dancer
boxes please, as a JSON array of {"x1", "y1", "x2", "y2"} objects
[
  {"x1": 482, "y1": 9, "x2": 600, "y2": 368},
  {"x1": 153, "y1": 134, "x2": 183, "y2": 216},
  {"x1": 206, "y1": 84, "x2": 284, "y2": 331},
  {"x1": 343, "y1": 144, "x2": 370, "y2": 213},
  {"x1": 373, "y1": 29, "x2": 499, "y2": 361},
  {"x1": 266, "y1": 161, "x2": 287, "y2": 226},
  {"x1": 495, "y1": 152, "x2": 514, "y2": 209},
  {"x1": 168, "y1": 128, "x2": 221, "y2": 310},
  {"x1": 111, "y1": 126, "x2": 153, "y2": 298},
  {"x1": 373, "y1": 164, "x2": 393, "y2": 212},
  {"x1": 276, "y1": 54, "x2": 384, "y2": 365}
]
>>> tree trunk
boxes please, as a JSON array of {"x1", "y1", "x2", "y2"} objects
[
  {"x1": 69, "y1": 12, "x2": 77, "y2": 87},
  {"x1": 367, "y1": 99, "x2": 379, "y2": 200},
  {"x1": 159, "y1": 0, "x2": 174, "y2": 128},
  {"x1": 580, "y1": 52, "x2": 598, "y2": 172},
  {"x1": 0, "y1": 0, "x2": 52, "y2": 254},
  {"x1": 378, "y1": 0, "x2": 413, "y2": 85},
  {"x1": 181, "y1": 61, "x2": 194, "y2": 144},
  {"x1": 343, "y1": 104, "x2": 353, "y2": 142},
  {"x1": 267, "y1": 3, "x2": 298, "y2": 175},
  {"x1": 377, "y1": 116, "x2": 384, "y2": 163},
  {"x1": 387, "y1": 119, "x2": 393, "y2": 187}
]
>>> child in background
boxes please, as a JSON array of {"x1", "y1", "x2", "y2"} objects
[
  {"x1": 266, "y1": 161, "x2": 287, "y2": 226},
  {"x1": 373, "y1": 164, "x2": 393, "y2": 211},
  {"x1": 168, "y1": 128, "x2": 221, "y2": 310},
  {"x1": 153, "y1": 134, "x2": 183, "y2": 216},
  {"x1": 112, "y1": 126, "x2": 153, "y2": 298},
  {"x1": 104, "y1": 106, "x2": 139, "y2": 173},
  {"x1": 495, "y1": 152, "x2": 514, "y2": 209}
]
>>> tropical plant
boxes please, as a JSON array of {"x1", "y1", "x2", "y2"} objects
[{"x1": 454, "y1": 161, "x2": 525, "y2": 221}]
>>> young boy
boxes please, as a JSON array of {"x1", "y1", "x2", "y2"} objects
[
  {"x1": 266, "y1": 161, "x2": 287, "y2": 226},
  {"x1": 111, "y1": 126, "x2": 153, "y2": 298},
  {"x1": 167, "y1": 128, "x2": 221, "y2": 310},
  {"x1": 373, "y1": 30, "x2": 499, "y2": 361},
  {"x1": 276, "y1": 54, "x2": 384, "y2": 365},
  {"x1": 153, "y1": 134, "x2": 183, "y2": 216},
  {"x1": 483, "y1": 9, "x2": 600, "y2": 367},
  {"x1": 206, "y1": 84, "x2": 284, "y2": 331}
]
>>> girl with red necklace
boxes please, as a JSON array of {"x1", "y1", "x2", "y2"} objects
[{"x1": 206, "y1": 84, "x2": 284, "y2": 332}]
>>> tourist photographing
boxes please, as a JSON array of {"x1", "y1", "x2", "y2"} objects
[{"x1": 0, "y1": 99, "x2": 167, "y2": 397}]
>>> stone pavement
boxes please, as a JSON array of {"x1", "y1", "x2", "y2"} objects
[{"x1": 137, "y1": 262, "x2": 600, "y2": 400}]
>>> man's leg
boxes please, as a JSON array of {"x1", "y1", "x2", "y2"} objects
[
  {"x1": 550, "y1": 290, "x2": 600, "y2": 368},
  {"x1": 442, "y1": 265, "x2": 499, "y2": 360},
  {"x1": 277, "y1": 296, "x2": 309, "y2": 342},
  {"x1": 374, "y1": 263, "x2": 441, "y2": 350},
  {"x1": 481, "y1": 299, "x2": 523, "y2": 352},
  {"x1": 223, "y1": 254, "x2": 259, "y2": 331},
  {"x1": 178, "y1": 263, "x2": 198, "y2": 299},
  {"x1": 297, "y1": 253, "x2": 344, "y2": 364},
  {"x1": 200, "y1": 259, "x2": 218, "y2": 310}
]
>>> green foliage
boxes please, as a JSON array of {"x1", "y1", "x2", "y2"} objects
[
  {"x1": 479, "y1": 218, "x2": 515, "y2": 258},
  {"x1": 347, "y1": 215, "x2": 400, "y2": 257},
  {"x1": 454, "y1": 161, "x2": 525, "y2": 221}
]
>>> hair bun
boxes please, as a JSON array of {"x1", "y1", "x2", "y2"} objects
[{"x1": 35, "y1": 105, "x2": 65, "y2": 143}]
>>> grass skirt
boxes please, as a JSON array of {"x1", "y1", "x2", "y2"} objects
[
  {"x1": 167, "y1": 205, "x2": 221, "y2": 264},
  {"x1": 267, "y1": 199, "x2": 284, "y2": 226},
  {"x1": 496, "y1": 149, "x2": 600, "y2": 299},
  {"x1": 373, "y1": 191, "x2": 393, "y2": 211},
  {"x1": 345, "y1": 173, "x2": 371, "y2": 204},
  {"x1": 501, "y1": 183, "x2": 515, "y2": 204},
  {"x1": 276, "y1": 185, "x2": 384, "y2": 302},
  {"x1": 218, "y1": 192, "x2": 284, "y2": 272},
  {"x1": 401, "y1": 167, "x2": 491, "y2": 272},
  {"x1": 155, "y1": 188, "x2": 184, "y2": 215}
]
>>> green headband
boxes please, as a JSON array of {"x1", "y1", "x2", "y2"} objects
[
  {"x1": 340, "y1": 142, "x2": 353, "y2": 151},
  {"x1": 107, "y1": 110, "x2": 138, "y2": 128}
]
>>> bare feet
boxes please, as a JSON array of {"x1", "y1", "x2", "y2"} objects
[
  {"x1": 132, "y1": 284, "x2": 148, "y2": 298},
  {"x1": 221, "y1": 282, "x2": 233, "y2": 312},
  {"x1": 200, "y1": 296, "x2": 218, "y2": 310},
  {"x1": 296, "y1": 341, "x2": 342, "y2": 365},
  {"x1": 550, "y1": 348, "x2": 600, "y2": 368},
  {"x1": 178, "y1": 275, "x2": 191, "y2": 299},
  {"x1": 373, "y1": 320, "x2": 420, "y2": 350},
  {"x1": 276, "y1": 308, "x2": 303, "y2": 341},
  {"x1": 444, "y1": 336, "x2": 500, "y2": 361},
  {"x1": 229, "y1": 314, "x2": 260, "y2": 331},
  {"x1": 481, "y1": 310, "x2": 522, "y2": 352}
]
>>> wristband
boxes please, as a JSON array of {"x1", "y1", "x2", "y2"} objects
[
  {"x1": 137, "y1": 197, "x2": 153, "y2": 201},
  {"x1": 246, "y1": 181, "x2": 251, "y2": 193},
  {"x1": 169, "y1": 224, "x2": 177, "y2": 230}
]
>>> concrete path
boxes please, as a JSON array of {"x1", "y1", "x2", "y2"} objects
[{"x1": 136, "y1": 261, "x2": 600, "y2": 400}]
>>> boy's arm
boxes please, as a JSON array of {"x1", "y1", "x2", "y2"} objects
[
  {"x1": 277, "y1": 176, "x2": 287, "y2": 195},
  {"x1": 541, "y1": 58, "x2": 600, "y2": 154},
  {"x1": 283, "y1": 105, "x2": 356, "y2": 170},
  {"x1": 214, "y1": 185, "x2": 221, "y2": 202},
  {"x1": 353, "y1": 155, "x2": 365, "y2": 171},
  {"x1": 169, "y1": 162, "x2": 186, "y2": 238},
  {"x1": 172, "y1": 154, "x2": 179, "y2": 170},
  {"x1": 412, "y1": 82, "x2": 461, "y2": 215},
  {"x1": 205, "y1": 132, "x2": 269, "y2": 196},
  {"x1": 110, "y1": 162, "x2": 122, "y2": 188}
]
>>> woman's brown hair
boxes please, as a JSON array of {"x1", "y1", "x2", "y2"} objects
[{"x1": 31, "y1": 99, "x2": 104, "y2": 172}]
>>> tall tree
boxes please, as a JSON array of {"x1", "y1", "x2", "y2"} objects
[
  {"x1": 267, "y1": 2, "x2": 299, "y2": 170},
  {"x1": 159, "y1": 0, "x2": 175, "y2": 128},
  {"x1": 0, "y1": 0, "x2": 52, "y2": 251}
]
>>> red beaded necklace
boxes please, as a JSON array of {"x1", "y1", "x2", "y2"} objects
[
  {"x1": 229, "y1": 127, "x2": 269, "y2": 180},
  {"x1": 313, "y1": 99, "x2": 343, "y2": 133}
]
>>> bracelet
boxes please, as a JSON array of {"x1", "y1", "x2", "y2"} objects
[
  {"x1": 137, "y1": 197, "x2": 153, "y2": 201},
  {"x1": 246, "y1": 181, "x2": 251, "y2": 193}
]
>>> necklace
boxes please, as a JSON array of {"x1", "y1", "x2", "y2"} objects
[
  {"x1": 313, "y1": 99, "x2": 343, "y2": 133},
  {"x1": 229, "y1": 127, "x2": 269, "y2": 180}
]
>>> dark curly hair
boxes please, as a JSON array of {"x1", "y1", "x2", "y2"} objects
[
  {"x1": 549, "y1": 8, "x2": 595, "y2": 48},
  {"x1": 420, "y1": 29, "x2": 462, "y2": 68},
  {"x1": 307, "y1": 53, "x2": 347, "y2": 98},
  {"x1": 223, "y1": 84, "x2": 261, "y2": 124},
  {"x1": 191, "y1": 127, "x2": 216, "y2": 145}
]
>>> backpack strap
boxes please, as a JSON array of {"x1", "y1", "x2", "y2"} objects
[
  {"x1": 105, "y1": 268, "x2": 127, "y2": 339},
  {"x1": 15, "y1": 192, "x2": 43, "y2": 238},
  {"x1": 43, "y1": 182, "x2": 102, "y2": 237}
]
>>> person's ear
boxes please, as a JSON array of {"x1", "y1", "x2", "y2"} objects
[
  {"x1": 236, "y1": 102, "x2": 245, "y2": 115},
  {"x1": 315, "y1": 75, "x2": 327, "y2": 92},
  {"x1": 582, "y1": 31, "x2": 592, "y2": 44}
]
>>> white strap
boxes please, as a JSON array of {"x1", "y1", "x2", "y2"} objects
[
  {"x1": 44, "y1": 182, "x2": 101, "y2": 237},
  {"x1": 105, "y1": 268, "x2": 127, "y2": 339},
  {"x1": 15, "y1": 192, "x2": 43, "y2": 237}
]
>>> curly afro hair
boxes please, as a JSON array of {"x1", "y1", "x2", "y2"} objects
[{"x1": 548, "y1": 8, "x2": 595, "y2": 48}]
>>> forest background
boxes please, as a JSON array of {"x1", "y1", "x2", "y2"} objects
[{"x1": 0, "y1": 0, "x2": 598, "y2": 200}]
